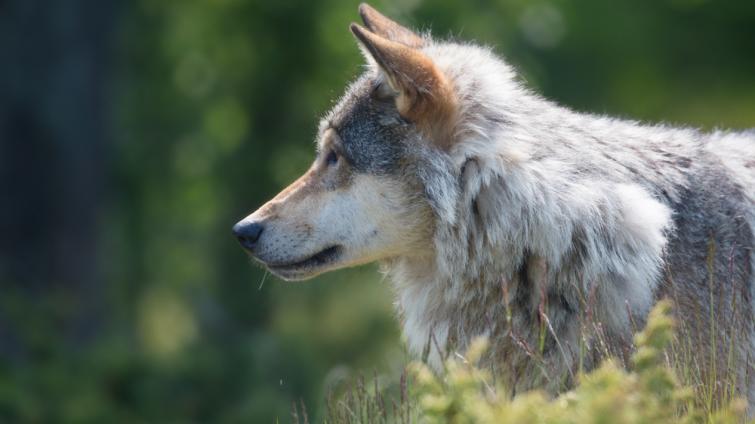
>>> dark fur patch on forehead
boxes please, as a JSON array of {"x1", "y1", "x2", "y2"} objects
[{"x1": 324, "y1": 74, "x2": 415, "y2": 175}]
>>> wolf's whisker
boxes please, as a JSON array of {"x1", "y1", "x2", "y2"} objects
[{"x1": 258, "y1": 270, "x2": 269, "y2": 291}]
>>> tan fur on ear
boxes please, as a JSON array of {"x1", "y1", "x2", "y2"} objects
[
  {"x1": 358, "y1": 3, "x2": 424, "y2": 48},
  {"x1": 350, "y1": 23, "x2": 457, "y2": 148}
]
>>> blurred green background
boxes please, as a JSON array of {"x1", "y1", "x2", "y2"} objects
[{"x1": 0, "y1": 0, "x2": 753, "y2": 421}]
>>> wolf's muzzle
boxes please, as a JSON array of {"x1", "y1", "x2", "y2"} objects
[{"x1": 233, "y1": 221, "x2": 264, "y2": 251}]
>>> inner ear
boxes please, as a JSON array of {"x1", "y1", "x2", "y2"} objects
[{"x1": 371, "y1": 78, "x2": 398, "y2": 102}]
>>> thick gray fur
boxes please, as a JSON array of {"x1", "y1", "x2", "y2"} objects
[{"x1": 323, "y1": 32, "x2": 755, "y2": 404}]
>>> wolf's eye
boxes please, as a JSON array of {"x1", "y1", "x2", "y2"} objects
[{"x1": 325, "y1": 149, "x2": 338, "y2": 166}]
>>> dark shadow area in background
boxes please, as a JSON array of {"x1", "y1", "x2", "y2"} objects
[{"x1": 0, "y1": 0, "x2": 117, "y2": 350}]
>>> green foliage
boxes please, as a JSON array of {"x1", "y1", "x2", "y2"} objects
[{"x1": 329, "y1": 301, "x2": 751, "y2": 424}]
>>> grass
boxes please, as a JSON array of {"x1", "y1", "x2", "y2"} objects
[
  {"x1": 321, "y1": 372, "x2": 416, "y2": 424},
  {"x1": 308, "y1": 301, "x2": 752, "y2": 424}
]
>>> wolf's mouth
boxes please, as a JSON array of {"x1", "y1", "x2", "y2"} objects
[{"x1": 265, "y1": 245, "x2": 343, "y2": 276}]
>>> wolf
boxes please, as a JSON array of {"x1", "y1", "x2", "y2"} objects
[{"x1": 234, "y1": 4, "x2": 754, "y2": 406}]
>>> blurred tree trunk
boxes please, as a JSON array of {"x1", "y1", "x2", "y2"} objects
[{"x1": 0, "y1": 0, "x2": 118, "y2": 350}]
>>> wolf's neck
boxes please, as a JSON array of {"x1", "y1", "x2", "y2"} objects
[{"x1": 386, "y1": 94, "x2": 681, "y2": 372}]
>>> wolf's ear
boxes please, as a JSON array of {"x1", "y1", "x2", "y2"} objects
[
  {"x1": 358, "y1": 3, "x2": 424, "y2": 48},
  {"x1": 350, "y1": 23, "x2": 456, "y2": 147}
]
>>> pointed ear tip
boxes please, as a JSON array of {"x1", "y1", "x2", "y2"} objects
[
  {"x1": 349, "y1": 23, "x2": 368, "y2": 39},
  {"x1": 359, "y1": 3, "x2": 380, "y2": 19}
]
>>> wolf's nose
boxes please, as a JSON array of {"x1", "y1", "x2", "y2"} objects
[{"x1": 233, "y1": 221, "x2": 264, "y2": 251}]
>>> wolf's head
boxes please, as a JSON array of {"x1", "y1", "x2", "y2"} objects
[{"x1": 234, "y1": 4, "x2": 517, "y2": 280}]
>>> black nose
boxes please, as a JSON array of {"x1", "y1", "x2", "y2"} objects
[{"x1": 233, "y1": 221, "x2": 264, "y2": 251}]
